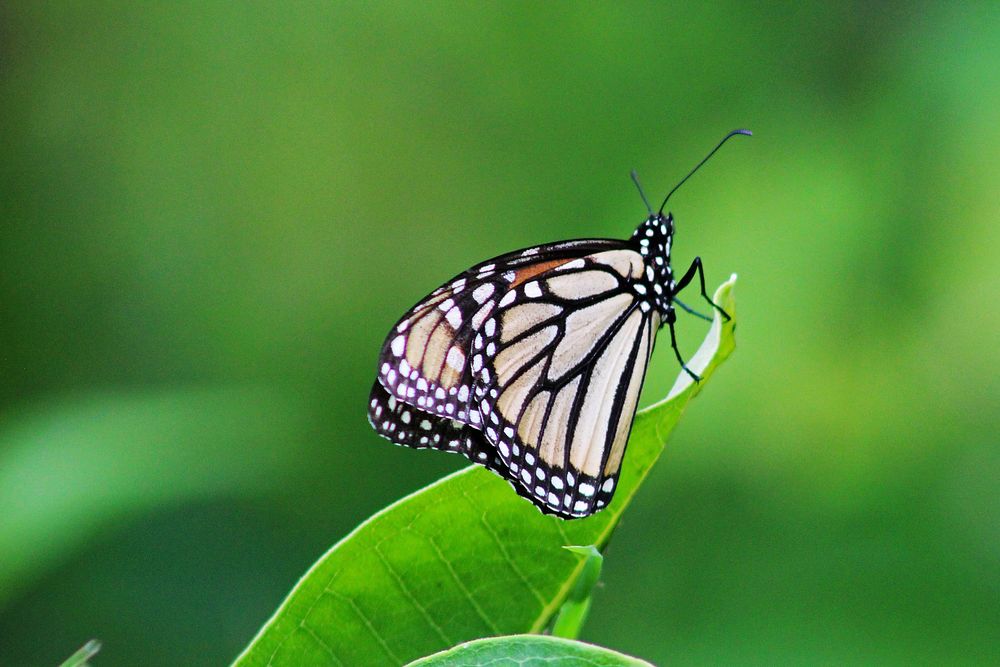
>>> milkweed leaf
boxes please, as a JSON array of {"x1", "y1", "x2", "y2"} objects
[
  {"x1": 405, "y1": 634, "x2": 653, "y2": 667},
  {"x1": 550, "y1": 545, "x2": 603, "y2": 639},
  {"x1": 233, "y1": 277, "x2": 738, "y2": 667},
  {"x1": 58, "y1": 639, "x2": 101, "y2": 667}
]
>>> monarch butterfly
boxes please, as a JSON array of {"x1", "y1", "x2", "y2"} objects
[{"x1": 368, "y1": 130, "x2": 749, "y2": 519}]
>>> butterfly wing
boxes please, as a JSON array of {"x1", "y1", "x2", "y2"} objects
[
  {"x1": 472, "y1": 248, "x2": 660, "y2": 518},
  {"x1": 370, "y1": 238, "x2": 657, "y2": 518}
]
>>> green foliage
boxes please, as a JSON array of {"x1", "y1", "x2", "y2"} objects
[
  {"x1": 2, "y1": 4, "x2": 998, "y2": 664},
  {"x1": 58, "y1": 640, "x2": 101, "y2": 667},
  {"x1": 550, "y1": 546, "x2": 603, "y2": 639},
  {"x1": 405, "y1": 635, "x2": 653, "y2": 667},
  {"x1": 233, "y1": 280, "x2": 737, "y2": 666},
  {"x1": 0, "y1": 387, "x2": 313, "y2": 606}
]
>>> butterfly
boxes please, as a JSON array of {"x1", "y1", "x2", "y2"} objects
[{"x1": 368, "y1": 130, "x2": 749, "y2": 519}]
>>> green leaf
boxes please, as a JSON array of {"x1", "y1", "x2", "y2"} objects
[
  {"x1": 59, "y1": 640, "x2": 101, "y2": 667},
  {"x1": 234, "y1": 276, "x2": 738, "y2": 667},
  {"x1": 404, "y1": 635, "x2": 654, "y2": 667},
  {"x1": 550, "y1": 546, "x2": 603, "y2": 639}
]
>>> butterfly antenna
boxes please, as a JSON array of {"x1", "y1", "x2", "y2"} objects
[
  {"x1": 658, "y1": 128, "x2": 752, "y2": 215},
  {"x1": 630, "y1": 170, "x2": 654, "y2": 216}
]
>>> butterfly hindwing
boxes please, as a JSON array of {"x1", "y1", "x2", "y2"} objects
[{"x1": 368, "y1": 381, "x2": 504, "y2": 470}]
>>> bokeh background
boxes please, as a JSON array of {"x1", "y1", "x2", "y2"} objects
[{"x1": 2, "y1": 3, "x2": 998, "y2": 665}]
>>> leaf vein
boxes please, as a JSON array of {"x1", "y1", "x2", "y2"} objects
[
  {"x1": 462, "y1": 487, "x2": 548, "y2": 608},
  {"x1": 325, "y1": 589, "x2": 403, "y2": 665},
  {"x1": 373, "y1": 540, "x2": 454, "y2": 647},
  {"x1": 300, "y1": 622, "x2": 345, "y2": 666},
  {"x1": 426, "y1": 534, "x2": 503, "y2": 635}
]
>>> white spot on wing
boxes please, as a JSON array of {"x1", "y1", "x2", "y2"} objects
[
  {"x1": 499, "y1": 290, "x2": 517, "y2": 307},
  {"x1": 446, "y1": 347, "x2": 465, "y2": 371},
  {"x1": 523, "y1": 281, "x2": 542, "y2": 298},
  {"x1": 473, "y1": 283, "x2": 494, "y2": 303},
  {"x1": 390, "y1": 335, "x2": 405, "y2": 356}
]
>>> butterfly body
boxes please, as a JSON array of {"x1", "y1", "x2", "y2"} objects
[{"x1": 367, "y1": 209, "x2": 716, "y2": 520}]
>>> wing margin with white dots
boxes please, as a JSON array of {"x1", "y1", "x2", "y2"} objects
[{"x1": 367, "y1": 381, "x2": 503, "y2": 470}]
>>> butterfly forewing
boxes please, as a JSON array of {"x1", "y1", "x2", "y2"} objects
[
  {"x1": 471, "y1": 248, "x2": 660, "y2": 517},
  {"x1": 370, "y1": 231, "x2": 671, "y2": 519}
]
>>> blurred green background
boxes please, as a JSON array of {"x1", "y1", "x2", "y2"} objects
[{"x1": 2, "y1": 3, "x2": 997, "y2": 665}]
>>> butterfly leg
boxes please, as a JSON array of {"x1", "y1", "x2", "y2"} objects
[
  {"x1": 673, "y1": 298, "x2": 712, "y2": 322},
  {"x1": 667, "y1": 311, "x2": 701, "y2": 382},
  {"x1": 673, "y1": 256, "x2": 730, "y2": 321}
]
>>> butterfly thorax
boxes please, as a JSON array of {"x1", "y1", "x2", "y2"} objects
[{"x1": 629, "y1": 213, "x2": 676, "y2": 320}]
